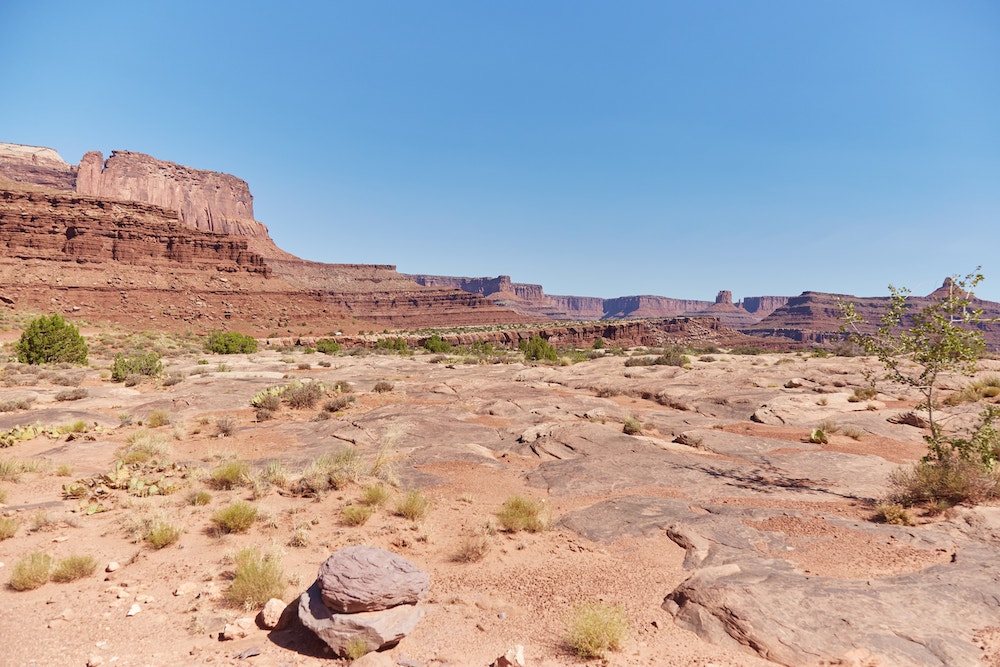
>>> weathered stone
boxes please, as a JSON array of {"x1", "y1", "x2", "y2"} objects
[
  {"x1": 491, "y1": 644, "x2": 526, "y2": 667},
  {"x1": 221, "y1": 617, "x2": 254, "y2": 641},
  {"x1": 317, "y1": 546, "x2": 429, "y2": 613},
  {"x1": 298, "y1": 582, "x2": 424, "y2": 657},
  {"x1": 257, "y1": 597, "x2": 292, "y2": 630}
]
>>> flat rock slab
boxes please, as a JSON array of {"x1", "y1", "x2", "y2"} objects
[
  {"x1": 560, "y1": 496, "x2": 1000, "y2": 667},
  {"x1": 298, "y1": 582, "x2": 424, "y2": 657},
  {"x1": 318, "y1": 546, "x2": 430, "y2": 613}
]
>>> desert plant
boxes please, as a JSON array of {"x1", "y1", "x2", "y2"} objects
[
  {"x1": 423, "y1": 334, "x2": 452, "y2": 353},
  {"x1": 0, "y1": 516, "x2": 18, "y2": 540},
  {"x1": 297, "y1": 362, "x2": 311, "y2": 370},
  {"x1": 342, "y1": 504, "x2": 373, "y2": 526},
  {"x1": 147, "y1": 409, "x2": 170, "y2": 428},
  {"x1": 566, "y1": 602, "x2": 628, "y2": 658},
  {"x1": 216, "y1": 416, "x2": 236, "y2": 437},
  {"x1": 211, "y1": 502, "x2": 258, "y2": 534},
  {"x1": 14, "y1": 314, "x2": 88, "y2": 365},
  {"x1": 323, "y1": 395, "x2": 356, "y2": 412},
  {"x1": 116, "y1": 430, "x2": 169, "y2": 465},
  {"x1": 809, "y1": 428, "x2": 828, "y2": 444},
  {"x1": 373, "y1": 381, "x2": 394, "y2": 393},
  {"x1": 111, "y1": 352, "x2": 163, "y2": 382},
  {"x1": 848, "y1": 386, "x2": 878, "y2": 403},
  {"x1": 9, "y1": 552, "x2": 52, "y2": 590},
  {"x1": 145, "y1": 521, "x2": 181, "y2": 549},
  {"x1": 291, "y1": 449, "x2": 361, "y2": 495},
  {"x1": 519, "y1": 335, "x2": 558, "y2": 362},
  {"x1": 55, "y1": 387, "x2": 88, "y2": 402},
  {"x1": 205, "y1": 331, "x2": 258, "y2": 355},
  {"x1": 226, "y1": 547, "x2": 285, "y2": 610},
  {"x1": 394, "y1": 490, "x2": 431, "y2": 521},
  {"x1": 209, "y1": 460, "x2": 250, "y2": 490},
  {"x1": 623, "y1": 417, "x2": 643, "y2": 436},
  {"x1": 497, "y1": 495, "x2": 545, "y2": 532},
  {"x1": 315, "y1": 338, "x2": 341, "y2": 354},
  {"x1": 360, "y1": 483, "x2": 391, "y2": 507},
  {"x1": 452, "y1": 534, "x2": 491, "y2": 563},
  {"x1": 162, "y1": 373, "x2": 185, "y2": 387},
  {"x1": 374, "y1": 337, "x2": 411, "y2": 355},
  {"x1": 282, "y1": 381, "x2": 324, "y2": 408},
  {"x1": 873, "y1": 503, "x2": 914, "y2": 526},
  {"x1": 887, "y1": 456, "x2": 1000, "y2": 507},
  {"x1": 188, "y1": 490, "x2": 212, "y2": 506},
  {"x1": 344, "y1": 637, "x2": 369, "y2": 660},
  {"x1": 51, "y1": 554, "x2": 97, "y2": 582}
]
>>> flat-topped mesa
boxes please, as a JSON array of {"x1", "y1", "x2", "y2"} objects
[
  {"x1": 0, "y1": 142, "x2": 77, "y2": 190},
  {"x1": 76, "y1": 150, "x2": 269, "y2": 239},
  {"x1": 715, "y1": 290, "x2": 733, "y2": 306}
]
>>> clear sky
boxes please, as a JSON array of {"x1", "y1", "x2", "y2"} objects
[{"x1": 2, "y1": 1, "x2": 998, "y2": 301}]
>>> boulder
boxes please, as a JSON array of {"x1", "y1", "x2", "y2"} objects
[
  {"x1": 317, "y1": 546, "x2": 429, "y2": 613},
  {"x1": 298, "y1": 582, "x2": 424, "y2": 657}
]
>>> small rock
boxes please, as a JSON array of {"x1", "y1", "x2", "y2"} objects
[
  {"x1": 126, "y1": 604, "x2": 141, "y2": 617},
  {"x1": 221, "y1": 617, "x2": 254, "y2": 641},
  {"x1": 235, "y1": 646, "x2": 262, "y2": 660},
  {"x1": 491, "y1": 645, "x2": 525, "y2": 667},
  {"x1": 105, "y1": 562, "x2": 120, "y2": 573},
  {"x1": 257, "y1": 598, "x2": 291, "y2": 630},
  {"x1": 116, "y1": 589, "x2": 129, "y2": 600},
  {"x1": 174, "y1": 582, "x2": 197, "y2": 597},
  {"x1": 87, "y1": 656, "x2": 104, "y2": 667}
]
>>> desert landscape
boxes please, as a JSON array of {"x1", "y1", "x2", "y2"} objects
[{"x1": 2, "y1": 140, "x2": 1000, "y2": 666}]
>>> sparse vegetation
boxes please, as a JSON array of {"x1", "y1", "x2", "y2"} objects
[
  {"x1": 188, "y1": 490, "x2": 212, "y2": 506},
  {"x1": 848, "y1": 386, "x2": 878, "y2": 403},
  {"x1": 15, "y1": 314, "x2": 88, "y2": 366},
  {"x1": 809, "y1": 428, "x2": 828, "y2": 444},
  {"x1": 623, "y1": 417, "x2": 643, "y2": 436},
  {"x1": 873, "y1": 503, "x2": 914, "y2": 526},
  {"x1": 282, "y1": 380, "x2": 324, "y2": 408},
  {"x1": 145, "y1": 521, "x2": 181, "y2": 549},
  {"x1": 520, "y1": 335, "x2": 558, "y2": 362},
  {"x1": 394, "y1": 490, "x2": 431, "y2": 521},
  {"x1": 373, "y1": 381, "x2": 394, "y2": 393},
  {"x1": 51, "y1": 554, "x2": 97, "y2": 582},
  {"x1": 211, "y1": 502, "x2": 258, "y2": 534},
  {"x1": 9, "y1": 552, "x2": 52, "y2": 590},
  {"x1": 315, "y1": 338, "x2": 341, "y2": 354},
  {"x1": 205, "y1": 331, "x2": 258, "y2": 355},
  {"x1": 423, "y1": 334, "x2": 452, "y2": 353},
  {"x1": 323, "y1": 395, "x2": 356, "y2": 412},
  {"x1": 111, "y1": 351, "x2": 163, "y2": 382},
  {"x1": 453, "y1": 534, "x2": 491, "y2": 563},
  {"x1": 208, "y1": 460, "x2": 250, "y2": 490},
  {"x1": 360, "y1": 483, "x2": 391, "y2": 507},
  {"x1": 147, "y1": 409, "x2": 170, "y2": 428},
  {"x1": 344, "y1": 637, "x2": 369, "y2": 660},
  {"x1": 342, "y1": 504, "x2": 373, "y2": 526},
  {"x1": 565, "y1": 601, "x2": 628, "y2": 658},
  {"x1": 0, "y1": 516, "x2": 18, "y2": 540},
  {"x1": 216, "y1": 416, "x2": 236, "y2": 437},
  {"x1": 497, "y1": 495, "x2": 545, "y2": 532},
  {"x1": 55, "y1": 387, "x2": 88, "y2": 401},
  {"x1": 226, "y1": 547, "x2": 285, "y2": 610}
]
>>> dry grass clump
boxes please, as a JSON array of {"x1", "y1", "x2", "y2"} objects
[
  {"x1": 216, "y1": 416, "x2": 236, "y2": 437},
  {"x1": 147, "y1": 409, "x2": 171, "y2": 427},
  {"x1": 290, "y1": 449, "x2": 361, "y2": 496},
  {"x1": 565, "y1": 601, "x2": 628, "y2": 658},
  {"x1": 226, "y1": 547, "x2": 285, "y2": 610},
  {"x1": 117, "y1": 430, "x2": 170, "y2": 465},
  {"x1": 9, "y1": 552, "x2": 52, "y2": 591},
  {"x1": 394, "y1": 490, "x2": 431, "y2": 522},
  {"x1": 622, "y1": 417, "x2": 642, "y2": 436},
  {"x1": 342, "y1": 504, "x2": 374, "y2": 526},
  {"x1": 208, "y1": 459, "x2": 250, "y2": 490},
  {"x1": 945, "y1": 376, "x2": 1000, "y2": 406},
  {"x1": 360, "y1": 483, "x2": 392, "y2": 507},
  {"x1": 188, "y1": 490, "x2": 212, "y2": 506},
  {"x1": 873, "y1": 503, "x2": 914, "y2": 526},
  {"x1": 452, "y1": 534, "x2": 491, "y2": 563},
  {"x1": 0, "y1": 397, "x2": 35, "y2": 412},
  {"x1": 145, "y1": 521, "x2": 182, "y2": 549},
  {"x1": 211, "y1": 502, "x2": 258, "y2": 534},
  {"x1": 323, "y1": 395, "x2": 356, "y2": 413},
  {"x1": 51, "y1": 554, "x2": 97, "y2": 582},
  {"x1": 0, "y1": 457, "x2": 46, "y2": 482},
  {"x1": 497, "y1": 495, "x2": 546, "y2": 532},
  {"x1": 373, "y1": 381, "x2": 394, "y2": 393},
  {"x1": 848, "y1": 386, "x2": 878, "y2": 402},
  {"x1": 888, "y1": 457, "x2": 1000, "y2": 508},
  {"x1": 283, "y1": 381, "x2": 324, "y2": 409},
  {"x1": 0, "y1": 516, "x2": 19, "y2": 540},
  {"x1": 55, "y1": 387, "x2": 88, "y2": 401}
]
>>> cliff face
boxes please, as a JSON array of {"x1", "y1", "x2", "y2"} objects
[
  {"x1": 0, "y1": 143, "x2": 77, "y2": 190},
  {"x1": 76, "y1": 150, "x2": 270, "y2": 239},
  {"x1": 0, "y1": 190, "x2": 269, "y2": 274},
  {"x1": 741, "y1": 295, "x2": 790, "y2": 316}
]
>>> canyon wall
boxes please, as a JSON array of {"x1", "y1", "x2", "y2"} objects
[{"x1": 0, "y1": 143, "x2": 77, "y2": 190}]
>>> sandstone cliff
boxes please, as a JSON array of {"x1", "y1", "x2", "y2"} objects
[{"x1": 0, "y1": 143, "x2": 77, "y2": 190}]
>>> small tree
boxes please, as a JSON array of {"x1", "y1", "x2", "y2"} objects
[
  {"x1": 519, "y1": 335, "x2": 558, "y2": 362},
  {"x1": 15, "y1": 314, "x2": 88, "y2": 365},
  {"x1": 205, "y1": 331, "x2": 258, "y2": 354},
  {"x1": 840, "y1": 268, "x2": 997, "y2": 464}
]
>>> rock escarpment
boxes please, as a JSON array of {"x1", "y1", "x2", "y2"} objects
[{"x1": 0, "y1": 143, "x2": 77, "y2": 190}]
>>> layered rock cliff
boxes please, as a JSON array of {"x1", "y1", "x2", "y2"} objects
[{"x1": 0, "y1": 143, "x2": 77, "y2": 190}]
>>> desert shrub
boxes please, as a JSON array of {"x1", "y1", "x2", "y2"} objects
[
  {"x1": 373, "y1": 381, "x2": 394, "y2": 394},
  {"x1": 297, "y1": 362, "x2": 311, "y2": 370},
  {"x1": 0, "y1": 397, "x2": 35, "y2": 412},
  {"x1": 51, "y1": 554, "x2": 97, "y2": 582},
  {"x1": 252, "y1": 389, "x2": 283, "y2": 411},
  {"x1": 162, "y1": 373, "x2": 185, "y2": 387},
  {"x1": 360, "y1": 483, "x2": 391, "y2": 507},
  {"x1": 255, "y1": 408, "x2": 275, "y2": 422},
  {"x1": 519, "y1": 335, "x2": 558, "y2": 362},
  {"x1": 15, "y1": 314, "x2": 88, "y2": 366},
  {"x1": 624, "y1": 356, "x2": 654, "y2": 367},
  {"x1": 216, "y1": 416, "x2": 236, "y2": 437},
  {"x1": 453, "y1": 534, "x2": 491, "y2": 563},
  {"x1": 848, "y1": 386, "x2": 878, "y2": 403},
  {"x1": 623, "y1": 417, "x2": 643, "y2": 436},
  {"x1": 423, "y1": 334, "x2": 452, "y2": 353},
  {"x1": 9, "y1": 552, "x2": 52, "y2": 590},
  {"x1": 315, "y1": 338, "x2": 341, "y2": 354},
  {"x1": 226, "y1": 547, "x2": 285, "y2": 610},
  {"x1": 259, "y1": 460, "x2": 289, "y2": 489},
  {"x1": 209, "y1": 460, "x2": 250, "y2": 490},
  {"x1": 211, "y1": 502, "x2": 258, "y2": 534},
  {"x1": 566, "y1": 602, "x2": 628, "y2": 658},
  {"x1": 55, "y1": 464, "x2": 73, "y2": 476},
  {"x1": 111, "y1": 352, "x2": 162, "y2": 382},
  {"x1": 291, "y1": 449, "x2": 361, "y2": 496},
  {"x1": 945, "y1": 376, "x2": 1000, "y2": 406},
  {"x1": 283, "y1": 381, "x2": 324, "y2": 408},
  {"x1": 809, "y1": 428, "x2": 828, "y2": 444},
  {"x1": 592, "y1": 338, "x2": 605, "y2": 350},
  {"x1": 188, "y1": 490, "x2": 212, "y2": 506},
  {"x1": 324, "y1": 395, "x2": 356, "y2": 412},
  {"x1": 205, "y1": 331, "x2": 257, "y2": 355},
  {"x1": 345, "y1": 637, "x2": 369, "y2": 660},
  {"x1": 318, "y1": 360, "x2": 332, "y2": 367},
  {"x1": 123, "y1": 373, "x2": 143, "y2": 387},
  {"x1": 394, "y1": 490, "x2": 431, "y2": 521},
  {"x1": 288, "y1": 527, "x2": 310, "y2": 548},
  {"x1": 842, "y1": 426, "x2": 865, "y2": 440},
  {"x1": 0, "y1": 516, "x2": 18, "y2": 540},
  {"x1": 342, "y1": 504, "x2": 373, "y2": 526},
  {"x1": 873, "y1": 503, "x2": 914, "y2": 526},
  {"x1": 497, "y1": 495, "x2": 545, "y2": 532},
  {"x1": 654, "y1": 347, "x2": 689, "y2": 367},
  {"x1": 55, "y1": 387, "x2": 88, "y2": 402},
  {"x1": 116, "y1": 431, "x2": 169, "y2": 465},
  {"x1": 375, "y1": 337, "x2": 411, "y2": 355},
  {"x1": 145, "y1": 521, "x2": 181, "y2": 549},
  {"x1": 888, "y1": 456, "x2": 1000, "y2": 507},
  {"x1": 147, "y1": 409, "x2": 170, "y2": 428}
]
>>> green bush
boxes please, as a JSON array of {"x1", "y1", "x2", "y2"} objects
[
  {"x1": 51, "y1": 554, "x2": 97, "y2": 582},
  {"x1": 315, "y1": 338, "x2": 341, "y2": 354},
  {"x1": 111, "y1": 352, "x2": 162, "y2": 382},
  {"x1": 374, "y1": 337, "x2": 411, "y2": 355},
  {"x1": 211, "y1": 502, "x2": 258, "y2": 534},
  {"x1": 393, "y1": 490, "x2": 431, "y2": 521},
  {"x1": 566, "y1": 602, "x2": 628, "y2": 658},
  {"x1": 226, "y1": 547, "x2": 285, "y2": 610},
  {"x1": 9, "y1": 552, "x2": 52, "y2": 591},
  {"x1": 423, "y1": 335, "x2": 452, "y2": 353},
  {"x1": 205, "y1": 331, "x2": 258, "y2": 354},
  {"x1": 520, "y1": 335, "x2": 558, "y2": 362},
  {"x1": 145, "y1": 521, "x2": 181, "y2": 549},
  {"x1": 15, "y1": 314, "x2": 88, "y2": 365},
  {"x1": 342, "y1": 504, "x2": 373, "y2": 526},
  {"x1": 497, "y1": 495, "x2": 546, "y2": 532}
]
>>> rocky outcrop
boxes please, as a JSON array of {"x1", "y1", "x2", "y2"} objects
[
  {"x1": 76, "y1": 150, "x2": 270, "y2": 238},
  {"x1": 0, "y1": 142, "x2": 77, "y2": 190},
  {"x1": 0, "y1": 190, "x2": 269, "y2": 274},
  {"x1": 741, "y1": 295, "x2": 789, "y2": 316}
]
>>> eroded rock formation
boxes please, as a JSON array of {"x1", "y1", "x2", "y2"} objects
[{"x1": 0, "y1": 143, "x2": 77, "y2": 190}]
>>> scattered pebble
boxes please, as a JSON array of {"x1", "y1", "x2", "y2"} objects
[
  {"x1": 126, "y1": 604, "x2": 141, "y2": 617},
  {"x1": 105, "y1": 562, "x2": 120, "y2": 573}
]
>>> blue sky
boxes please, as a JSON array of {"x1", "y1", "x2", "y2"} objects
[{"x1": 2, "y1": 1, "x2": 998, "y2": 301}]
